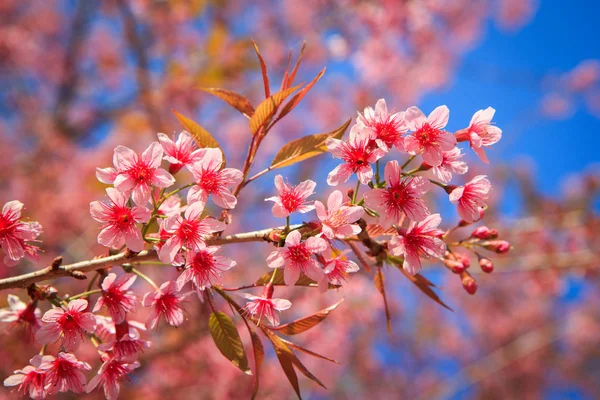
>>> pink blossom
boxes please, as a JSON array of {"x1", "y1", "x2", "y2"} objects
[
  {"x1": 142, "y1": 281, "x2": 189, "y2": 329},
  {"x1": 86, "y1": 356, "x2": 140, "y2": 400},
  {"x1": 314, "y1": 190, "x2": 364, "y2": 239},
  {"x1": 449, "y1": 175, "x2": 491, "y2": 223},
  {"x1": 318, "y1": 249, "x2": 359, "y2": 291},
  {"x1": 358, "y1": 98, "x2": 407, "y2": 151},
  {"x1": 430, "y1": 147, "x2": 468, "y2": 182},
  {"x1": 93, "y1": 273, "x2": 137, "y2": 324},
  {"x1": 0, "y1": 294, "x2": 41, "y2": 333},
  {"x1": 157, "y1": 194, "x2": 186, "y2": 217},
  {"x1": 3, "y1": 355, "x2": 48, "y2": 399},
  {"x1": 90, "y1": 188, "x2": 151, "y2": 252},
  {"x1": 242, "y1": 294, "x2": 291, "y2": 326},
  {"x1": 97, "y1": 142, "x2": 175, "y2": 206},
  {"x1": 187, "y1": 148, "x2": 242, "y2": 209},
  {"x1": 265, "y1": 175, "x2": 316, "y2": 218},
  {"x1": 158, "y1": 202, "x2": 226, "y2": 264},
  {"x1": 157, "y1": 131, "x2": 205, "y2": 174},
  {"x1": 0, "y1": 200, "x2": 43, "y2": 266},
  {"x1": 404, "y1": 105, "x2": 456, "y2": 167},
  {"x1": 325, "y1": 123, "x2": 385, "y2": 186},
  {"x1": 364, "y1": 160, "x2": 431, "y2": 227},
  {"x1": 389, "y1": 214, "x2": 446, "y2": 275},
  {"x1": 98, "y1": 323, "x2": 150, "y2": 361},
  {"x1": 39, "y1": 352, "x2": 91, "y2": 394},
  {"x1": 455, "y1": 107, "x2": 502, "y2": 164},
  {"x1": 266, "y1": 230, "x2": 328, "y2": 285},
  {"x1": 36, "y1": 299, "x2": 96, "y2": 351},
  {"x1": 177, "y1": 244, "x2": 236, "y2": 294}
]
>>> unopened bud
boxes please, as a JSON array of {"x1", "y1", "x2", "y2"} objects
[
  {"x1": 51, "y1": 256, "x2": 63, "y2": 270},
  {"x1": 479, "y1": 257, "x2": 494, "y2": 273},
  {"x1": 456, "y1": 252, "x2": 470, "y2": 268},
  {"x1": 488, "y1": 229, "x2": 499, "y2": 239},
  {"x1": 306, "y1": 220, "x2": 322, "y2": 230},
  {"x1": 483, "y1": 240, "x2": 510, "y2": 254},
  {"x1": 471, "y1": 226, "x2": 491, "y2": 239},
  {"x1": 168, "y1": 163, "x2": 184, "y2": 175},
  {"x1": 461, "y1": 273, "x2": 477, "y2": 295},
  {"x1": 445, "y1": 259, "x2": 465, "y2": 274},
  {"x1": 347, "y1": 188, "x2": 354, "y2": 200}
]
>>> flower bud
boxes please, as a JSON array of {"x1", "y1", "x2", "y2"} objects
[
  {"x1": 461, "y1": 273, "x2": 477, "y2": 295},
  {"x1": 479, "y1": 257, "x2": 494, "y2": 273},
  {"x1": 488, "y1": 228, "x2": 499, "y2": 239},
  {"x1": 445, "y1": 258, "x2": 465, "y2": 274},
  {"x1": 347, "y1": 188, "x2": 354, "y2": 200},
  {"x1": 483, "y1": 240, "x2": 511, "y2": 254},
  {"x1": 168, "y1": 163, "x2": 184, "y2": 175},
  {"x1": 306, "y1": 220, "x2": 322, "y2": 230},
  {"x1": 263, "y1": 283, "x2": 275, "y2": 299},
  {"x1": 471, "y1": 226, "x2": 491, "y2": 239},
  {"x1": 456, "y1": 252, "x2": 470, "y2": 268}
]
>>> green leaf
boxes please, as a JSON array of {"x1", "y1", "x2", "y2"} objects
[
  {"x1": 199, "y1": 87, "x2": 255, "y2": 118},
  {"x1": 271, "y1": 299, "x2": 343, "y2": 335},
  {"x1": 249, "y1": 85, "x2": 302, "y2": 135},
  {"x1": 172, "y1": 110, "x2": 226, "y2": 165},
  {"x1": 269, "y1": 118, "x2": 351, "y2": 170},
  {"x1": 208, "y1": 312, "x2": 251, "y2": 375}
]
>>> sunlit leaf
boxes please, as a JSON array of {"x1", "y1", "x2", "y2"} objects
[
  {"x1": 249, "y1": 85, "x2": 302, "y2": 136},
  {"x1": 208, "y1": 312, "x2": 251, "y2": 375},
  {"x1": 251, "y1": 40, "x2": 270, "y2": 98},
  {"x1": 264, "y1": 330, "x2": 301, "y2": 399},
  {"x1": 374, "y1": 268, "x2": 392, "y2": 333},
  {"x1": 278, "y1": 67, "x2": 326, "y2": 120},
  {"x1": 200, "y1": 87, "x2": 255, "y2": 118},
  {"x1": 394, "y1": 263, "x2": 453, "y2": 311},
  {"x1": 365, "y1": 224, "x2": 397, "y2": 237},
  {"x1": 271, "y1": 299, "x2": 343, "y2": 335},
  {"x1": 269, "y1": 118, "x2": 351, "y2": 170},
  {"x1": 172, "y1": 110, "x2": 226, "y2": 164},
  {"x1": 279, "y1": 338, "x2": 340, "y2": 364},
  {"x1": 286, "y1": 41, "x2": 307, "y2": 89}
]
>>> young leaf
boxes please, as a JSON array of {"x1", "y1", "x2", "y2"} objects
[
  {"x1": 248, "y1": 324, "x2": 264, "y2": 400},
  {"x1": 251, "y1": 40, "x2": 270, "y2": 98},
  {"x1": 249, "y1": 85, "x2": 302, "y2": 136},
  {"x1": 199, "y1": 88, "x2": 255, "y2": 118},
  {"x1": 271, "y1": 299, "x2": 344, "y2": 335},
  {"x1": 396, "y1": 265, "x2": 453, "y2": 311},
  {"x1": 277, "y1": 67, "x2": 326, "y2": 120},
  {"x1": 269, "y1": 118, "x2": 351, "y2": 170},
  {"x1": 286, "y1": 42, "x2": 307, "y2": 89},
  {"x1": 172, "y1": 110, "x2": 226, "y2": 164},
  {"x1": 208, "y1": 312, "x2": 251, "y2": 375},
  {"x1": 374, "y1": 268, "x2": 392, "y2": 333},
  {"x1": 264, "y1": 330, "x2": 301, "y2": 399},
  {"x1": 279, "y1": 338, "x2": 340, "y2": 364}
]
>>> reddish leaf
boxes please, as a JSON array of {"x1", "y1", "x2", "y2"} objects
[
  {"x1": 346, "y1": 241, "x2": 372, "y2": 273},
  {"x1": 251, "y1": 40, "x2": 270, "y2": 98},
  {"x1": 248, "y1": 325, "x2": 264, "y2": 400},
  {"x1": 264, "y1": 330, "x2": 301, "y2": 399},
  {"x1": 280, "y1": 338, "x2": 340, "y2": 364},
  {"x1": 287, "y1": 41, "x2": 307, "y2": 89},
  {"x1": 271, "y1": 299, "x2": 343, "y2": 335},
  {"x1": 374, "y1": 268, "x2": 392, "y2": 333},
  {"x1": 280, "y1": 49, "x2": 293, "y2": 91},
  {"x1": 200, "y1": 87, "x2": 255, "y2": 118},
  {"x1": 365, "y1": 224, "x2": 398, "y2": 237},
  {"x1": 249, "y1": 85, "x2": 302, "y2": 136},
  {"x1": 398, "y1": 266, "x2": 453, "y2": 311},
  {"x1": 278, "y1": 67, "x2": 326, "y2": 120}
]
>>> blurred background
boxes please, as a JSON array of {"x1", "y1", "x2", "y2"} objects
[{"x1": 0, "y1": 0, "x2": 599, "y2": 399}]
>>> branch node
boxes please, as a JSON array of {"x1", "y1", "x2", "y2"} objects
[{"x1": 51, "y1": 256, "x2": 63, "y2": 270}]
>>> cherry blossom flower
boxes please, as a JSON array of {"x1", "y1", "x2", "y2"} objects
[
  {"x1": 325, "y1": 123, "x2": 385, "y2": 185},
  {"x1": 157, "y1": 131, "x2": 205, "y2": 174},
  {"x1": 36, "y1": 299, "x2": 96, "y2": 351},
  {"x1": 0, "y1": 294, "x2": 41, "y2": 333},
  {"x1": 242, "y1": 294, "x2": 291, "y2": 326},
  {"x1": 98, "y1": 323, "x2": 150, "y2": 361},
  {"x1": 158, "y1": 202, "x2": 226, "y2": 264},
  {"x1": 430, "y1": 147, "x2": 468, "y2": 182},
  {"x1": 358, "y1": 98, "x2": 407, "y2": 151},
  {"x1": 455, "y1": 107, "x2": 502, "y2": 164},
  {"x1": 3, "y1": 355, "x2": 48, "y2": 400},
  {"x1": 0, "y1": 200, "x2": 43, "y2": 266},
  {"x1": 265, "y1": 175, "x2": 316, "y2": 218},
  {"x1": 97, "y1": 143, "x2": 175, "y2": 206},
  {"x1": 449, "y1": 175, "x2": 491, "y2": 223},
  {"x1": 314, "y1": 190, "x2": 364, "y2": 239},
  {"x1": 157, "y1": 194, "x2": 186, "y2": 217},
  {"x1": 93, "y1": 273, "x2": 137, "y2": 324},
  {"x1": 90, "y1": 188, "x2": 151, "y2": 252},
  {"x1": 266, "y1": 230, "x2": 328, "y2": 285},
  {"x1": 364, "y1": 160, "x2": 431, "y2": 227},
  {"x1": 177, "y1": 244, "x2": 236, "y2": 294},
  {"x1": 187, "y1": 148, "x2": 242, "y2": 209},
  {"x1": 86, "y1": 356, "x2": 140, "y2": 400},
  {"x1": 318, "y1": 249, "x2": 359, "y2": 291},
  {"x1": 40, "y1": 352, "x2": 91, "y2": 395},
  {"x1": 142, "y1": 281, "x2": 189, "y2": 329},
  {"x1": 404, "y1": 105, "x2": 456, "y2": 167},
  {"x1": 388, "y1": 214, "x2": 446, "y2": 275}
]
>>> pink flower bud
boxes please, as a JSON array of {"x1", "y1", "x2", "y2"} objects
[
  {"x1": 479, "y1": 257, "x2": 494, "y2": 273},
  {"x1": 461, "y1": 274, "x2": 477, "y2": 295},
  {"x1": 471, "y1": 226, "x2": 491, "y2": 239},
  {"x1": 483, "y1": 240, "x2": 511, "y2": 254},
  {"x1": 445, "y1": 258, "x2": 465, "y2": 274}
]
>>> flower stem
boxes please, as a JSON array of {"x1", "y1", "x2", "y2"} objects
[
  {"x1": 401, "y1": 154, "x2": 417, "y2": 170},
  {"x1": 131, "y1": 267, "x2": 160, "y2": 290},
  {"x1": 67, "y1": 289, "x2": 102, "y2": 301},
  {"x1": 352, "y1": 180, "x2": 361, "y2": 204},
  {"x1": 269, "y1": 268, "x2": 278, "y2": 284}
]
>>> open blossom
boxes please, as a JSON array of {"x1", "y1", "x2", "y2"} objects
[
  {"x1": 40, "y1": 352, "x2": 91, "y2": 394},
  {"x1": 3, "y1": 355, "x2": 48, "y2": 400},
  {"x1": 364, "y1": 160, "x2": 431, "y2": 227},
  {"x1": 90, "y1": 188, "x2": 151, "y2": 252},
  {"x1": 314, "y1": 190, "x2": 364, "y2": 239},
  {"x1": 36, "y1": 299, "x2": 96, "y2": 351},
  {"x1": 266, "y1": 230, "x2": 328, "y2": 285},
  {"x1": 326, "y1": 123, "x2": 385, "y2": 186},
  {"x1": 318, "y1": 249, "x2": 359, "y2": 292},
  {"x1": 0, "y1": 294, "x2": 41, "y2": 333},
  {"x1": 430, "y1": 147, "x2": 468, "y2": 183},
  {"x1": 358, "y1": 98, "x2": 407, "y2": 151},
  {"x1": 142, "y1": 281, "x2": 189, "y2": 329},
  {"x1": 98, "y1": 324, "x2": 150, "y2": 361},
  {"x1": 93, "y1": 273, "x2": 137, "y2": 324},
  {"x1": 389, "y1": 214, "x2": 446, "y2": 276},
  {"x1": 0, "y1": 200, "x2": 43, "y2": 266},
  {"x1": 242, "y1": 293, "x2": 291, "y2": 327},
  {"x1": 455, "y1": 107, "x2": 502, "y2": 164},
  {"x1": 157, "y1": 194, "x2": 186, "y2": 217},
  {"x1": 266, "y1": 175, "x2": 317, "y2": 218},
  {"x1": 187, "y1": 148, "x2": 243, "y2": 209},
  {"x1": 158, "y1": 202, "x2": 226, "y2": 264},
  {"x1": 157, "y1": 131, "x2": 205, "y2": 173},
  {"x1": 177, "y1": 244, "x2": 236, "y2": 295},
  {"x1": 86, "y1": 356, "x2": 140, "y2": 400},
  {"x1": 404, "y1": 105, "x2": 457, "y2": 167},
  {"x1": 96, "y1": 142, "x2": 175, "y2": 206},
  {"x1": 449, "y1": 175, "x2": 491, "y2": 223}
]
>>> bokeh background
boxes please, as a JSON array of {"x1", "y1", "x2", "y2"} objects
[{"x1": 1, "y1": 0, "x2": 599, "y2": 399}]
